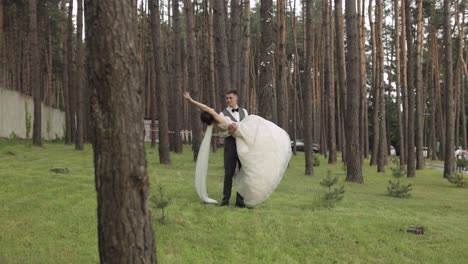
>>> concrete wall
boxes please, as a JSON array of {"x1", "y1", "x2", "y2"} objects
[{"x1": 0, "y1": 88, "x2": 65, "y2": 140}]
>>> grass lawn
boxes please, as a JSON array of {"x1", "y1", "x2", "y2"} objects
[{"x1": 0, "y1": 139, "x2": 467, "y2": 263}]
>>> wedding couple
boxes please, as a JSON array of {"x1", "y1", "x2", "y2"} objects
[{"x1": 184, "y1": 90, "x2": 292, "y2": 208}]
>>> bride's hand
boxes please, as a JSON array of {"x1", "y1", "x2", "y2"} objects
[{"x1": 183, "y1": 92, "x2": 192, "y2": 101}]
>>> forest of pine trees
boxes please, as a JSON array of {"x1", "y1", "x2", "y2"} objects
[{"x1": 2, "y1": 0, "x2": 467, "y2": 180}]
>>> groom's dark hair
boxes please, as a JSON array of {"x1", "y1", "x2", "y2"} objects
[
  {"x1": 226, "y1": 89, "x2": 238, "y2": 96},
  {"x1": 200, "y1": 111, "x2": 214, "y2": 125}
]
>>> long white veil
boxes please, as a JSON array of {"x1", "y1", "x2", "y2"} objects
[{"x1": 195, "y1": 124, "x2": 218, "y2": 204}]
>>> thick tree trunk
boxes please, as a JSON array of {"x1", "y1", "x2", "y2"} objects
[
  {"x1": 184, "y1": 0, "x2": 203, "y2": 161},
  {"x1": 345, "y1": 0, "x2": 363, "y2": 183},
  {"x1": 30, "y1": 0, "x2": 41, "y2": 145},
  {"x1": 258, "y1": 0, "x2": 275, "y2": 121},
  {"x1": 415, "y1": 0, "x2": 424, "y2": 169},
  {"x1": 150, "y1": 0, "x2": 171, "y2": 164},
  {"x1": 443, "y1": 0, "x2": 455, "y2": 177},
  {"x1": 84, "y1": 0, "x2": 157, "y2": 262},
  {"x1": 303, "y1": 0, "x2": 314, "y2": 176},
  {"x1": 75, "y1": 0, "x2": 84, "y2": 150}
]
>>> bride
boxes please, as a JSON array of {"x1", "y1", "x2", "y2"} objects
[{"x1": 183, "y1": 92, "x2": 292, "y2": 207}]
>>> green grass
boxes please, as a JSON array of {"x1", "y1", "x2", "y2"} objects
[{"x1": 0, "y1": 139, "x2": 467, "y2": 263}]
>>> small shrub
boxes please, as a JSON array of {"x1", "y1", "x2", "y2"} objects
[
  {"x1": 151, "y1": 185, "x2": 171, "y2": 224},
  {"x1": 387, "y1": 163, "x2": 412, "y2": 198},
  {"x1": 9, "y1": 132, "x2": 19, "y2": 140},
  {"x1": 320, "y1": 170, "x2": 345, "y2": 208},
  {"x1": 447, "y1": 173, "x2": 466, "y2": 188},
  {"x1": 25, "y1": 102, "x2": 32, "y2": 139},
  {"x1": 313, "y1": 154, "x2": 320, "y2": 167}
]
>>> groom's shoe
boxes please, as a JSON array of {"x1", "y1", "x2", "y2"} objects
[
  {"x1": 235, "y1": 202, "x2": 246, "y2": 208},
  {"x1": 219, "y1": 200, "x2": 229, "y2": 206}
]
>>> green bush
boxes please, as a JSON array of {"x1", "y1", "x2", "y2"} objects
[
  {"x1": 151, "y1": 185, "x2": 171, "y2": 224},
  {"x1": 313, "y1": 154, "x2": 320, "y2": 167},
  {"x1": 387, "y1": 163, "x2": 412, "y2": 198},
  {"x1": 25, "y1": 102, "x2": 32, "y2": 139},
  {"x1": 320, "y1": 170, "x2": 345, "y2": 208},
  {"x1": 447, "y1": 173, "x2": 466, "y2": 188}
]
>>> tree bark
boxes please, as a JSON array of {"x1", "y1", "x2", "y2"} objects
[
  {"x1": 84, "y1": 0, "x2": 157, "y2": 262},
  {"x1": 443, "y1": 0, "x2": 454, "y2": 177},
  {"x1": 239, "y1": 0, "x2": 250, "y2": 107},
  {"x1": 345, "y1": 0, "x2": 363, "y2": 183},
  {"x1": 376, "y1": 0, "x2": 386, "y2": 172},
  {"x1": 75, "y1": 0, "x2": 84, "y2": 150},
  {"x1": 150, "y1": 0, "x2": 171, "y2": 164},
  {"x1": 213, "y1": 0, "x2": 231, "y2": 104},
  {"x1": 30, "y1": 0, "x2": 41, "y2": 145},
  {"x1": 229, "y1": 0, "x2": 240, "y2": 92},
  {"x1": 323, "y1": 0, "x2": 336, "y2": 164},
  {"x1": 170, "y1": 0, "x2": 183, "y2": 153},
  {"x1": 405, "y1": 0, "x2": 416, "y2": 177},
  {"x1": 275, "y1": 0, "x2": 288, "y2": 131},
  {"x1": 335, "y1": 0, "x2": 347, "y2": 161},
  {"x1": 184, "y1": 0, "x2": 203, "y2": 161},
  {"x1": 303, "y1": 0, "x2": 314, "y2": 176},
  {"x1": 394, "y1": 0, "x2": 404, "y2": 165},
  {"x1": 258, "y1": 0, "x2": 276, "y2": 121},
  {"x1": 67, "y1": 0, "x2": 76, "y2": 142},
  {"x1": 415, "y1": 0, "x2": 424, "y2": 169}
]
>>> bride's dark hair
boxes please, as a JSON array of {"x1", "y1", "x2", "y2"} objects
[{"x1": 200, "y1": 111, "x2": 214, "y2": 125}]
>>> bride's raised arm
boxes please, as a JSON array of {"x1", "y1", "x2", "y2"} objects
[{"x1": 183, "y1": 92, "x2": 227, "y2": 126}]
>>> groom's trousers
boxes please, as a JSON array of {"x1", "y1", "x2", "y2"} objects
[{"x1": 222, "y1": 136, "x2": 244, "y2": 205}]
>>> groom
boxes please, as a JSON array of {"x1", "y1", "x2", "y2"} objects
[{"x1": 219, "y1": 90, "x2": 248, "y2": 207}]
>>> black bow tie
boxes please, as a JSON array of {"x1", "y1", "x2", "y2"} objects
[{"x1": 232, "y1": 108, "x2": 239, "y2": 113}]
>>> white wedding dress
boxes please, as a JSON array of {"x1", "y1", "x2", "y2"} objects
[{"x1": 195, "y1": 115, "x2": 292, "y2": 207}]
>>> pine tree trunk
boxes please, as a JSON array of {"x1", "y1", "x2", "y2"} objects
[
  {"x1": 171, "y1": 0, "x2": 183, "y2": 153},
  {"x1": 30, "y1": 0, "x2": 41, "y2": 145},
  {"x1": 213, "y1": 0, "x2": 231, "y2": 104},
  {"x1": 150, "y1": 0, "x2": 171, "y2": 164},
  {"x1": 84, "y1": 0, "x2": 157, "y2": 262},
  {"x1": 258, "y1": 0, "x2": 275, "y2": 121},
  {"x1": 184, "y1": 0, "x2": 203, "y2": 161},
  {"x1": 229, "y1": 0, "x2": 240, "y2": 92},
  {"x1": 369, "y1": 0, "x2": 379, "y2": 166},
  {"x1": 345, "y1": 0, "x2": 363, "y2": 183},
  {"x1": 323, "y1": 0, "x2": 336, "y2": 164},
  {"x1": 400, "y1": 0, "x2": 409, "y2": 165},
  {"x1": 67, "y1": 0, "x2": 76, "y2": 142},
  {"x1": 239, "y1": 0, "x2": 250, "y2": 107},
  {"x1": 415, "y1": 0, "x2": 424, "y2": 169},
  {"x1": 75, "y1": 0, "x2": 84, "y2": 150},
  {"x1": 376, "y1": 0, "x2": 386, "y2": 172},
  {"x1": 394, "y1": 0, "x2": 404, "y2": 165},
  {"x1": 335, "y1": 0, "x2": 347, "y2": 161},
  {"x1": 443, "y1": 0, "x2": 455, "y2": 177},
  {"x1": 303, "y1": 0, "x2": 314, "y2": 176},
  {"x1": 276, "y1": 0, "x2": 288, "y2": 131},
  {"x1": 405, "y1": 0, "x2": 416, "y2": 177},
  {"x1": 358, "y1": 0, "x2": 368, "y2": 159}
]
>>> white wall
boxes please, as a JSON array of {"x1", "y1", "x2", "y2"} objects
[{"x1": 0, "y1": 88, "x2": 65, "y2": 140}]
